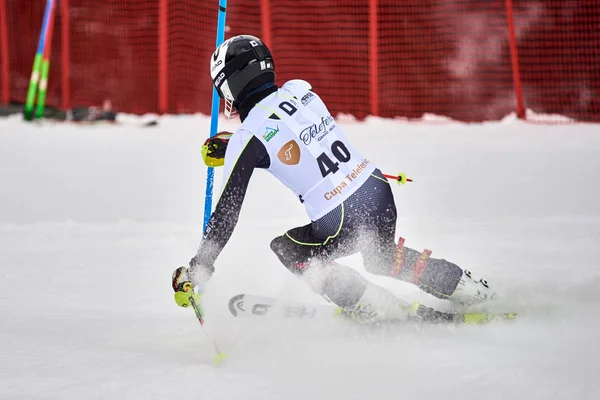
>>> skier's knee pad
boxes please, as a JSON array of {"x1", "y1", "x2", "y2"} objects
[
  {"x1": 270, "y1": 235, "x2": 313, "y2": 275},
  {"x1": 270, "y1": 235, "x2": 292, "y2": 267},
  {"x1": 269, "y1": 235, "x2": 285, "y2": 257}
]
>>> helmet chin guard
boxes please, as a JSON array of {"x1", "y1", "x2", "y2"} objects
[{"x1": 224, "y1": 98, "x2": 236, "y2": 119}]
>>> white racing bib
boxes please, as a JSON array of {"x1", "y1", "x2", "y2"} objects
[{"x1": 224, "y1": 80, "x2": 376, "y2": 220}]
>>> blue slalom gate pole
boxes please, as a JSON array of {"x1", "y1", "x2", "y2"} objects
[{"x1": 203, "y1": 0, "x2": 228, "y2": 232}]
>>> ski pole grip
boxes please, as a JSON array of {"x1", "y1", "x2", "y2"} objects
[
  {"x1": 383, "y1": 172, "x2": 413, "y2": 185},
  {"x1": 396, "y1": 172, "x2": 409, "y2": 185}
]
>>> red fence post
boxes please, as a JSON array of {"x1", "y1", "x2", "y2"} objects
[
  {"x1": 60, "y1": 0, "x2": 70, "y2": 110},
  {"x1": 369, "y1": 0, "x2": 379, "y2": 117},
  {"x1": 158, "y1": 0, "x2": 168, "y2": 114},
  {"x1": 0, "y1": 0, "x2": 10, "y2": 105},
  {"x1": 504, "y1": 0, "x2": 525, "y2": 119},
  {"x1": 260, "y1": 0, "x2": 272, "y2": 50}
]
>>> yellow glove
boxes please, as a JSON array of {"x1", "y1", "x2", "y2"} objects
[
  {"x1": 174, "y1": 283, "x2": 202, "y2": 308},
  {"x1": 172, "y1": 267, "x2": 203, "y2": 310},
  {"x1": 201, "y1": 131, "x2": 232, "y2": 167}
]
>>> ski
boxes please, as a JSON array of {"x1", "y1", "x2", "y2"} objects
[
  {"x1": 228, "y1": 294, "x2": 339, "y2": 321},
  {"x1": 407, "y1": 302, "x2": 518, "y2": 324},
  {"x1": 228, "y1": 294, "x2": 518, "y2": 325}
]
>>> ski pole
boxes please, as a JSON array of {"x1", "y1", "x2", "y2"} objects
[
  {"x1": 188, "y1": 290, "x2": 227, "y2": 366},
  {"x1": 383, "y1": 172, "x2": 413, "y2": 185}
]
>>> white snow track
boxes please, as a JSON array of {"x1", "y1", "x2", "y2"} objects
[{"x1": 1, "y1": 114, "x2": 599, "y2": 399}]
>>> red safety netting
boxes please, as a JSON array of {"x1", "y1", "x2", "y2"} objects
[
  {"x1": 378, "y1": 0, "x2": 516, "y2": 121},
  {"x1": 269, "y1": 0, "x2": 371, "y2": 118},
  {"x1": 0, "y1": 0, "x2": 7, "y2": 105},
  {"x1": 2, "y1": 0, "x2": 599, "y2": 121},
  {"x1": 5, "y1": 0, "x2": 216, "y2": 115},
  {"x1": 166, "y1": 0, "x2": 216, "y2": 114},
  {"x1": 516, "y1": 0, "x2": 600, "y2": 121},
  {"x1": 68, "y1": 1, "x2": 159, "y2": 113}
]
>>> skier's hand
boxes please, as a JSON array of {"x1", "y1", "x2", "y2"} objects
[
  {"x1": 201, "y1": 131, "x2": 233, "y2": 167},
  {"x1": 172, "y1": 266, "x2": 202, "y2": 308},
  {"x1": 172, "y1": 253, "x2": 213, "y2": 308},
  {"x1": 174, "y1": 285, "x2": 202, "y2": 308}
]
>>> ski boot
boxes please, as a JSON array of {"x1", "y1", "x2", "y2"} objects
[{"x1": 448, "y1": 269, "x2": 496, "y2": 306}]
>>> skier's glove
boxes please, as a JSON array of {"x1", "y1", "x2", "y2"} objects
[
  {"x1": 172, "y1": 266, "x2": 202, "y2": 308},
  {"x1": 201, "y1": 131, "x2": 233, "y2": 167}
]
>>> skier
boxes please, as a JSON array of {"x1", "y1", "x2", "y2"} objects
[{"x1": 172, "y1": 35, "x2": 495, "y2": 322}]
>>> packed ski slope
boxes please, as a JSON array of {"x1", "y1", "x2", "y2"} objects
[{"x1": 1, "y1": 114, "x2": 599, "y2": 400}]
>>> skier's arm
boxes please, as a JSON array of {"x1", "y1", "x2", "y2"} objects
[{"x1": 190, "y1": 133, "x2": 270, "y2": 279}]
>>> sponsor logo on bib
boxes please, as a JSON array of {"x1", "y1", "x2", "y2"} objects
[
  {"x1": 277, "y1": 140, "x2": 301, "y2": 165},
  {"x1": 263, "y1": 126, "x2": 279, "y2": 142},
  {"x1": 301, "y1": 91, "x2": 315, "y2": 105},
  {"x1": 299, "y1": 115, "x2": 335, "y2": 145}
]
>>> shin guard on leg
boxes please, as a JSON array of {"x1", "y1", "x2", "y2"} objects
[
  {"x1": 391, "y1": 238, "x2": 463, "y2": 300},
  {"x1": 270, "y1": 234, "x2": 366, "y2": 305},
  {"x1": 321, "y1": 263, "x2": 410, "y2": 323},
  {"x1": 319, "y1": 263, "x2": 367, "y2": 307},
  {"x1": 285, "y1": 257, "x2": 411, "y2": 324},
  {"x1": 391, "y1": 238, "x2": 496, "y2": 305},
  {"x1": 335, "y1": 281, "x2": 411, "y2": 323}
]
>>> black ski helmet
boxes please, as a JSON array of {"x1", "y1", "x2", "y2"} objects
[{"x1": 210, "y1": 35, "x2": 275, "y2": 116}]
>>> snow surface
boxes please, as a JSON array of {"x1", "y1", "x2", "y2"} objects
[{"x1": 1, "y1": 114, "x2": 599, "y2": 400}]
